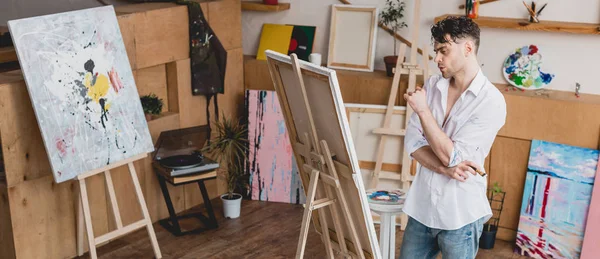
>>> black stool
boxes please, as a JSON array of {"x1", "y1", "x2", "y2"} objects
[{"x1": 153, "y1": 162, "x2": 218, "y2": 236}]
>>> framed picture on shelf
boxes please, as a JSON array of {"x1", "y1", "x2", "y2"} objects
[{"x1": 327, "y1": 4, "x2": 378, "y2": 72}]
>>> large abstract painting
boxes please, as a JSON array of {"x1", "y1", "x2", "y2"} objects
[
  {"x1": 8, "y1": 6, "x2": 153, "y2": 183},
  {"x1": 515, "y1": 140, "x2": 598, "y2": 258},
  {"x1": 246, "y1": 90, "x2": 305, "y2": 204}
]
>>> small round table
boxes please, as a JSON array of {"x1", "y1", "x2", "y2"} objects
[{"x1": 366, "y1": 189, "x2": 407, "y2": 259}]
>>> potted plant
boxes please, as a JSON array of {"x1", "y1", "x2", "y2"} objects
[
  {"x1": 140, "y1": 93, "x2": 163, "y2": 120},
  {"x1": 480, "y1": 182, "x2": 506, "y2": 249},
  {"x1": 379, "y1": 0, "x2": 408, "y2": 77},
  {"x1": 202, "y1": 115, "x2": 249, "y2": 219}
]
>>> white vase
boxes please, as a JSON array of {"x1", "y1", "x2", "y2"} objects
[{"x1": 220, "y1": 193, "x2": 242, "y2": 219}]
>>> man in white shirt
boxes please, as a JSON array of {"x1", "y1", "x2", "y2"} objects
[{"x1": 399, "y1": 16, "x2": 507, "y2": 258}]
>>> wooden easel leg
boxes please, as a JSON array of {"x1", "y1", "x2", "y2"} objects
[
  {"x1": 296, "y1": 169, "x2": 321, "y2": 259},
  {"x1": 104, "y1": 170, "x2": 124, "y2": 229},
  {"x1": 323, "y1": 182, "x2": 348, "y2": 257},
  {"x1": 79, "y1": 179, "x2": 97, "y2": 259},
  {"x1": 321, "y1": 141, "x2": 365, "y2": 259},
  {"x1": 77, "y1": 188, "x2": 85, "y2": 256},
  {"x1": 316, "y1": 184, "x2": 335, "y2": 259},
  {"x1": 128, "y1": 163, "x2": 162, "y2": 259}
]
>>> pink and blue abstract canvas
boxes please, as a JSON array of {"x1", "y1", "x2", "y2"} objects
[
  {"x1": 515, "y1": 140, "x2": 599, "y2": 259},
  {"x1": 246, "y1": 90, "x2": 305, "y2": 204}
]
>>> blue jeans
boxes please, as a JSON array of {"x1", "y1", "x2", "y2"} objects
[{"x1": 399, "y1": 216, "x2": 485, "y2": 259}]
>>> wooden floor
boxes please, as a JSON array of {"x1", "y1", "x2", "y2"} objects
[{"x1": 82, "y1": 199, "x2": 528, "y2": 259}]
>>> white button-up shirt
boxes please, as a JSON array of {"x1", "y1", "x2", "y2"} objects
[{"x1": 402, "y1": 69, "x2": 507, "y2": 230}]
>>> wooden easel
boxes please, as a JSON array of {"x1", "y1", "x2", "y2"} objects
[
  {"x1": 75, "y1": 153, "x2": 162, "y2": 259},
  {"x1": 369, "y1": 0, "x2": 428, "y2": 229},
  {"x1": 280, "y1": 54, "x2": 365, "y2": 259}
]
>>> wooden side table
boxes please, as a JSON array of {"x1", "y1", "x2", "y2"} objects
[{"x1": 153, "y1": 161, "x2": 219, "y2": 236}]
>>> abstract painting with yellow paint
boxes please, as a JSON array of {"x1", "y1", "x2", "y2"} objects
[{"x1": 8, "y1": 5, "x2": 153, "y2": 183}]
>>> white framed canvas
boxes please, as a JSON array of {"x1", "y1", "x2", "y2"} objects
[
  {"x1": 8, "y1": 5, "x2": 154, "y2": 183},
  {"x1": 265, "y1": 50, "x2": 381, "y2": 259},
  {"x1": 327, "y1": 4, "x2": 378, "y2": 72}
]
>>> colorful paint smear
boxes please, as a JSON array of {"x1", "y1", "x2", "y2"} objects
[
  {"x1": 8, "y1": 6, "x2": 153, "y2": 183},
  {"x1": 503, "y1": 45, "x2": 554, "y2": 90},
  {"x1": 515, "y1": 140, "x2": 598, "y2": 258},
  {"x1": 246, "y1": 90, "x2": 306, "y2": 204}
]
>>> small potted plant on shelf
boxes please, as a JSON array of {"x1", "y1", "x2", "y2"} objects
[
  {"x1": 140, "y1": 93, "x2": 163, "y2": 121},
  {"x1": 379, "y1": 0, "x2": 408, "y2": 77},
  {"x1": 480, "y1": 182, "x2": 506, "y2": 249},
  {"x1": 202, "y1": 115, "x2": 249, "y2": 219}
]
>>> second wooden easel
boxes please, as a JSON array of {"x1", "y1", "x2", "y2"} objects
[
  {"x1": 369, "y1": 0, "x2": 429, "y2": 230},
  {"x1": 75, "y1": 153, "x2": 162, "y2": 259}
]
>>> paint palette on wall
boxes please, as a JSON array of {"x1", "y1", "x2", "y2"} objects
[
  {"x1": 8, "y1": 6, "x2": 154, "y2": 183},
  {"x1": 503, "y1": 45, "x2": 554, "y2": 90}
]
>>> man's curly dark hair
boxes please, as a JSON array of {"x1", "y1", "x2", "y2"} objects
[{"x1": 431, "y1": 16, "x2": 480, "y2": 54}]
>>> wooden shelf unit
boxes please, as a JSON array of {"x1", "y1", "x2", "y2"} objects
[
  {"x1": 434, "y1": 14, "x2": 600, "y2": 35},
  {"x1": 241, "y1": 1, "x2": 290, "y2": 12}
]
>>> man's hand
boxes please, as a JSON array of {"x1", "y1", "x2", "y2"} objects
[
  {"x1": 404, "y1": 87, "x2": 429, "y2": 115},
  {"x1": 441, "y1": 160, "x2": 482, "y2": 182}
]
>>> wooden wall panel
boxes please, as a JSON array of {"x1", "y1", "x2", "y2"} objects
[
  {"x1": 0, "y1": 183, "x2": 16, "y2": 259},
  {"x1": 209, "y1": 0, "x2": 242, "y2": 50},
  {"x1": 130, "y1": 6, "x2": 190, "y2": 69},
  {"x1": 167, "y1": 59, "x2": 207, "y2": 128},
  {"x1": 243, "y1": 56, "x2": 273, "y2": 91},
  {"x1": 108, "y1": 163, "x2": 144, "y2": 229},
  {"x1": 116, "y1": 13, "x2": 138, "y2": 70},
  {"x1": 135, "y1": 64, "x2": 169, "y2": 113},
  {"x1": 8, "y1": 176, "x2": 77, "y2": 259},
  {"x1": 0, "y1": 79, "x2": 51, "y2": 187},
  {"x1": 489, "y1": 136, "x2": 531, "y2": 241},
  {"x1": 243, "y1": 55, "x2": 423, "y2": 106},
  {"x1": 498, "y1": 84, "x2": 600, "y2": 149}
]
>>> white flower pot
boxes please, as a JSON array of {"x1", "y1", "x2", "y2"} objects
[{"x1": 220, "y1": 193, "x2": 242, "y2": 219}]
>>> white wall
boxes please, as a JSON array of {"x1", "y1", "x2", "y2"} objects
[{"x1": 242, "y1": 0, "x2": 600, "y2": 95}]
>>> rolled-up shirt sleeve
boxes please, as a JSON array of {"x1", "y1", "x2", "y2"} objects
[
  {"x1": 404, "y1": 111, "x2": 429, "y2": 160},
  {"x1": 447, "y1": 95, "x2": 507, "y2": 168}
]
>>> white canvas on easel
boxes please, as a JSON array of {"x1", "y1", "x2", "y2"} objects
[
  {"x1": 8, "y1": 6, "x2": 161, "y2": 259},
  {"x1": 266, "y1": 49, "x2": 381, "y2": 259},
  {"x1": 327, "y1": 4, "x2": 378, "y2": 72}
]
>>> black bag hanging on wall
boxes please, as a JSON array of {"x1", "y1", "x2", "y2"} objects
[
  {"x1": 123, "y1": 0, "x2": 228, "y2": 140},
  {"x1": 177, "y1": 0, "x2": 228, "y2": 141}
]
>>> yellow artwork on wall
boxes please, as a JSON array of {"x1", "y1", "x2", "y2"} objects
[{"x1": 256, "y1": 23, "x2": 293, "y2": 60}]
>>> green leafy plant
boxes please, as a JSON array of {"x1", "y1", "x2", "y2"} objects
[
  {"x1": 140, "y1": 93, "x2": 163, "y2": 115},
  {"x1": 202, "y1": 115, "x2": 249, "y2": 200},
  {"x1": 379, "y1": 0, "x2": 408, "y2": 56},
  {"x1": 492, "y1": 181, "x2": 503, "y2": 194}
]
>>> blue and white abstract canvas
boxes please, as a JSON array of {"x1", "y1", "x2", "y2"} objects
[
  {"x1": 8, "y1": 6, "x2": 153, "y2": 183},
  {"x1": 515, "y1": 140, "x2": 599, "y2": 259}
]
